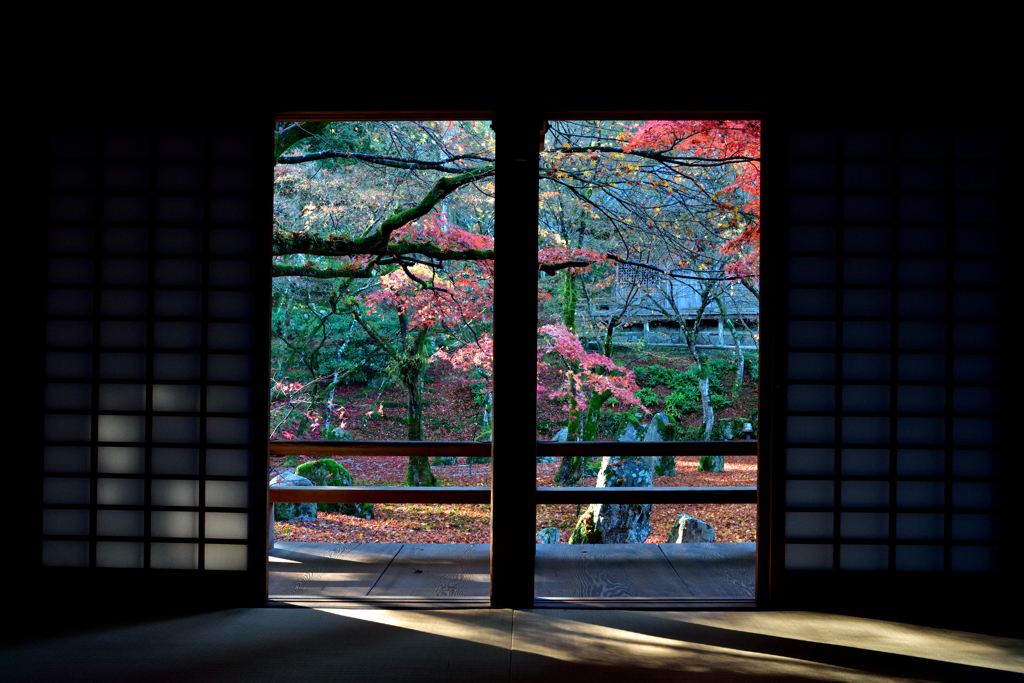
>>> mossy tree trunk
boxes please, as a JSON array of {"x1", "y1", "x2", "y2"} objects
[
  {"x1": 400, "y1": 323, "x2": 436, "y2": 486},
  {"x1": 555, "y1": 456, "x2": 584, "y2": 487},
  {"x1": 353, "y1": 306, "x2": 436, "y2": 487},
  {"x1": 553, "y1": 389, "x2": 611, "y2": 486},
  {"x1": 561, "y1": 271, "x2": 577, "y2": 331}
]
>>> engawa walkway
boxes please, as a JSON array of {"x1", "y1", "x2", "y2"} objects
[{"x1": 269, "y1": 542, "x2": 755, "y2": 600}]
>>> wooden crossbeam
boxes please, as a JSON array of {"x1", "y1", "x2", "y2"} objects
[{"x1": 269, "y1": 485, "x2": 757, "y2": 505}]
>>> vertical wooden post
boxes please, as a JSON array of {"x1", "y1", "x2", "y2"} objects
[{"x1": 489, "y1": 113, "x2": 539, "y2": 608}]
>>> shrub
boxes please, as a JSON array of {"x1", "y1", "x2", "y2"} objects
[
  {"x1": 665, "y1": 384, "x2": 701, "y2": 417},
  {"x1": 634, "y1": 387, "x2": 661, "y2": 408},
  {"x1": 295, "y1": 458, "x2": 373, "y2": 519}
]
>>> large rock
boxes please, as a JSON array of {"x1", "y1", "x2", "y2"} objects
[
  {"x1": 536, "y1": 527, "x2": 560, "y2": 544},
  {"x1": 644, "y1": 412, "x2": 676, "y2": 475},
  {"x1": 269, "y1": 472, "x2": 317, "y2": 522},
  {"x1": 668, "y1": 513, "x2": 716, "y2": 543},
  {"x1": 295, "y1": 458, "x2": 373, "y2": 519},
  {"x1": 538, "y1": 426, "x2": 569, "y2": 463},
  {"x1": 569, "y1": 455, "x2": 653, "y2": 544},
  {"x1": 698, "y1": 455, "x2": 725, "y2": 472},
  {"x1": 618, "y1": 422, "x2": 639, "y2": 443}
]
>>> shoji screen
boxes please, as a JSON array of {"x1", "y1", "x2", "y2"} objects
[
  {"x1": 40, "y1": 126, "x2": 267, "y2": 602},
  {"x1": 776, "y1": 121, "x2": 1006, "y2": 605}
]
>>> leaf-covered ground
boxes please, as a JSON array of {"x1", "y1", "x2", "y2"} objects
[
  {"x1": 272, "y1": 455, "x2": 756, "y2": 544},
  {"x1": 273, "y1": 331, "x2": 759, "y2": 545}
]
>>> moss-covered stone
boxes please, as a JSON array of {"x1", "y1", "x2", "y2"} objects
[
  {"x1": 295, "y1": 458, "x2": 373, "y2": 519},
  {"x1": 269, "y1": 472, "x2": 317, "y2": 522},
  {"x1": 568, "y1": 505, "x2": 602, "y2": 544},
  {"x1": 698, "y1": 455, "x2": 725, "y2": 472},
  {"x1": 536, "y1": 527, "x2": 560, "y2": 544}
]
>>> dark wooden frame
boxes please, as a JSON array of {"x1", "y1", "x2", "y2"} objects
[{"x1": 268, "y1": 111, "x2": 769, "y2": 608}]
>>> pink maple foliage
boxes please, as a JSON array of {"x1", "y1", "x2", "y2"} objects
[{"x1": 537, "y1": 322, "x2": 646, "y2": 414}]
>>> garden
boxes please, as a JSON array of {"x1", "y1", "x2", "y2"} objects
[{"x1": 270, "y1": 118, "x2": 760, "y2": 545}]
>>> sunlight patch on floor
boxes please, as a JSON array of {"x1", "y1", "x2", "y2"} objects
[{"x1": 665, "y1": 611, "x2": 1024, "y2": 673}]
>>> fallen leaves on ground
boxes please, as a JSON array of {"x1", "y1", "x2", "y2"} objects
[{"x1": 273, "y1": 455, "x2": 756, "y2": 544}]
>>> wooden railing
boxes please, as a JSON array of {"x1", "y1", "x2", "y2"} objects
[{"x1": 269, "y1": 440, "x2": 758, "y2": 505}]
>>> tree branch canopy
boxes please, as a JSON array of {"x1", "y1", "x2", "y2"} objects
[
  {"x1": 274, "y1": 122, "x2": 330, "y2": 165},
  {"x1": 272, "y1": 163, "x2": 495, "y2": 265},
  {"x1": 272, "y1": 263, "x2": 376, "y2": 279},
  {"x1": 273, "y1": 232, "x2": 494, "y2": 262},
  {"x1": 277, "y1": 149, "x2": 493, "y2": 173}
]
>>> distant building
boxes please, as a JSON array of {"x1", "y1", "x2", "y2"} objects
[{"x1": 580, "y1": 263, "x2": 759, "y2": 349}]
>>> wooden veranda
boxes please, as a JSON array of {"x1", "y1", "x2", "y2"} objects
[{"x1": 269, "y1": 542, "x2": 756, "y2": 604}]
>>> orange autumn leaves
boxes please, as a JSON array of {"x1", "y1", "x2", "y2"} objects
[{"x1": 273, "y1": 456, "x2": 757, "y2": 544}]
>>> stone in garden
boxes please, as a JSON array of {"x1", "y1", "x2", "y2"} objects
[
  {"x1": 570, "y1": 455, "x2": 652, "y2": 544},
  {"x1": 538, "y1": 427, "x2": 568, "y2": 463},
  {"x1": 644, "y1": 413, "x2": 672, "y2": 442},
  {"x1": 432, "y1": 456, "x2": 458, "y2": 466},
  {"x1": 698, "y1": 455, "x2": 725, "y2": 473},
  {"x1": 618, "y1": 422, "x2": 639, "y2": 443},
  {"x1": 536, "y1": 527, "x2": 560, "y2": 544},
  {"x1": 295, "y1": 458, "x2": 373, "y2": 519},
  {"x1": 668, "y1": 512, "x2": 715, "y2": 543},
  {"x1": 269, "y1": 472, "x2": 317, "y2": 522},
  {"x1": 326, "y1": 427, "x2": 351, "y2": 440},
  {"x1": 643, "y1": 412, "x2": 675, "y2": 475}
]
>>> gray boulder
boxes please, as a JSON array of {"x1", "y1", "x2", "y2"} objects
[
  {"x1": 618, "y1": 422, "x2": 639, "y2": 443},
  {"x1": 644, "y1": 413, "x2": 673, "y2": 442},
  {"x1": 668, "y1": 512, "x2": 716, "y2": 543},
  {"x1": 644, "y1": 412, "x2": 676, "y2": 475},
  {"x1": 269, "y1": 472, "x2": 317, "y2": 522},
  {"x1": 536, "y1": 527, "x2": 560, "y2": 544},
  {"x1": 538, "y1": 427, "x2": 569, "y2": 463},
  {"x1": 698, "y1": 455, "x2": 725, "y2": 472},
  {"x1": 570, "y1": 455, "x2": 653, "y2": 544}
]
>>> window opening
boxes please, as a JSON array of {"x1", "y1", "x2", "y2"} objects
[
  {"x1": 535, "y1": 119, "x2": 760, "y2": 601},
  {"x1": 269, "y1": 119, "x2": 495, "y2": 601}
]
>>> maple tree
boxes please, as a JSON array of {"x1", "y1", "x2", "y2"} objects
[
  {"x1": 352, "y1": 242, "x2": 493, "y2": 485},
  {"x1": 535, "y1": 121, "x2": 760, "y2": 460},
  {"x1": 538, "y1": 322, "x2": 646, "y2": 484},
  {"x1": 272, "y1": 121, "x2": 500, "y2": 487},
  {"x1": 271, "y1": 119, "x2": 759, "y2": 501}
]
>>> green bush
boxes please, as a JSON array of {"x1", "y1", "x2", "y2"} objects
[
  {"x1": 744, "y1": 351, "x2": 759, "y2": 382},
  {"x1": 634, "y1": 387, "x2": 661, "y2": 408},
  {"x1": 665, "y1": 384, "x2": 701, "y2": 417},
  {"x1": 635, "y1": 364, "x2": 685, "y2": 388},
  {"x1": 710, "y1": 392, "x2": 731, "y2": 409},
  {"x1": 295, "y1": 458, "x2": 373, "y2": 519}
]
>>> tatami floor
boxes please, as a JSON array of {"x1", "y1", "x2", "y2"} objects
[{"x1": 6, "y1": 606, "x2": 1021, "y2": 682}]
